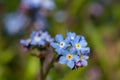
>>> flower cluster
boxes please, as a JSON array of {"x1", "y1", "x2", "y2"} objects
[
  {"x1": 51, "y1": 32, "x2": 90, "y2": 69},
  {"x1": 20, "y1": 30, "x2": 53, "y2": 48}
]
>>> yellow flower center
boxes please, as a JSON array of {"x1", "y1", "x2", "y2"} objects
[
  {"x1": 80, "y1": 55, "x2": 84, "y2": 59},
  {"x1": 60, "y1": 42, "x2": 65, "y2": 47},
  {"x1": 66, "y1": 54, "x2": 73, "y2": 60},
  {"x1": 76, "y1": 43, "x2": 81, "y2": 49}
]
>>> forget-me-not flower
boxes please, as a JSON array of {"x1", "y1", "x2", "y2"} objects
[
  {"x1": 71, "y1": 35, "x2": 88, "y2": 54},
  {"x1": 51, "y1": 34, "x2": 70, "y2": 54},
  {"x1": 59, "y1": 49, "x2": 80, "y2": 69}
]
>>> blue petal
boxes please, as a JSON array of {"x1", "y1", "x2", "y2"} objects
[
  {"x1": 81, "y1": 47, "x2": 90, "y2": 54},
  {"x1": 62, "y1": 50, "x2": 69, "y2": 56},
  {"x1": 73, "y1": 55, "x2": 80, "y2": 62},
  {"x1": 20, "y1": 39, "x2": 29, "y2": 46},
  {"x1": 50, "y1": 42, "x2": 59, "y2": 48},
  {"x1": 79, "y1": 36, "x2": 85, "y2": 41},
  {"x1": 30, "y1": 31, "x2": 37, "y2": 39},
  {"x1": 84, "y1": 55, "x2": 89, "y2": 60},
  {"x1": 81, "y1": 60, "x2": 88, "y2": 66},
  {"x1": 67, "y1": 32, "x2": 76, "y2": 40},
  {"x1": 55, "y1": 48, "x2": 62, "y2": 54},
  {"x1": 80, "y1": 41, "x2": 87, "y2": 47},
  {"x1": 38, "y1": 40, "x2": 45, "y2": 46},
  {"x1": 67, "y1": 32, "x2": 71, "y2": 36},
  {"x1": 70, "y1": 48, "x2": 76, "y2": 54},
  {"x1": 31, "y1": 41, "x2": 37, "y2": 45},
  {"x1": 65, "y1": 37, "x2": 71, "y2": 43},
  {"x1": 58, "y1": 56, "x2": 67, "y2": 64},
  {"x1": 66, "y1": 61, "x2": 75, "y2": 69},
  {"x1": 74, "y1": 36, "x2": 80, "y2": 43},
  {"x1": 77, "y1": 50, "x2": 81, "y2": 55},
  {"x1": 55, "y1": 34, "x2": 63, "y2": 42},
  {"x1": 63, "y1": 44, "x2": 70, "y2": 49}
]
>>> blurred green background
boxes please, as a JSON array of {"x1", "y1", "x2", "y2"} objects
[{"x1": 0, "y1": 0, "x2": 120, "y2": 80}]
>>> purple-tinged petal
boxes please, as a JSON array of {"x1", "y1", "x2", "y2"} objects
[
  {"x1": 84, "y1": 56, "x2": 89, "y2": 60},
  {"x1": 81, "y1": 47, "x2": 90, "y2": 54},
  {"x1": 81, "y1": 60, "x2": 88, "y2": 66}
]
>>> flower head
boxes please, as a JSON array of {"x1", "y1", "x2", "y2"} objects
[{"x1": 51, "y1": 32, "x2": 90, "y2": 69}]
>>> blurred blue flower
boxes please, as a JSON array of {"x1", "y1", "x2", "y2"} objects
[
  {"x1": 54, "y1": 10, "x2": 67, "y2": 23},
  {"x1": 20, "y1": 39, "x2": 31, "y2": 46},
  {"x1": 51, "y1": 34, "x2": 70, "y2": 54},
  {"x1": 41, "y1": 0, "x2": 55, "y2": 10},
  {"x1": 30, "y1": 30, "x2": 53, "y2": 46},
  {"x1": 21, "y1": 0, "x2": 42, "y2": 8},
  {"x1": 59, "y1": 49, "x2": 80, "y2": 69},
  {"x1": 3, "y1": 12, "x2": 29, "y2": 35},
  {"x1": 20, "y1": 30, "x2": 53, "y2": 47}
]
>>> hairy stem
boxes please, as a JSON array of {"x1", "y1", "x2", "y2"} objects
[
  {"x1": 43, "y1": 54, "x2": 56, "y2": 79},
  {"x1": 39, "y1": 48, "x2": 56, "y2": 80},
  {"x1": 40, "y1": 58, "x2": 45, "y2": 80}
]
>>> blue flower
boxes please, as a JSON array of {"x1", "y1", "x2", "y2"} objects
[
  {"x1": 51, "y1": 34, "x2": 70, "y2": 54},
  {"x1": 71, "y1": 35, "x2": 88, "y2": 54},
  {"x1": 58, "y1": 49, "x2": 80, "y2": 69}
]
